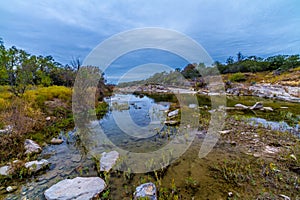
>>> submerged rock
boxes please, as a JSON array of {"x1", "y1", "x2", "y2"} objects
[
  {"x1": 134, "y1": 182, "x2": 157, "y2": 200},
  {"x1": 44, "y1": 177, "x2": 106, "y2": 200},
  {"x1": 100, "y1": 151, "x2": 120, "y2": 172},
  {"x1": 25, "y1": 159, "x2": 50, "y2": 173},
  {"x1": 24, "y1": 139, "x2": 41, "y2": 155}
]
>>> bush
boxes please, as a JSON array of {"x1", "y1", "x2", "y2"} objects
[
  {"x1": 95, "y1": 102, "x2": 109, "y2": 119},
  {"x1": 229, "y1": 72, "x2": 246, "y2": 82}
]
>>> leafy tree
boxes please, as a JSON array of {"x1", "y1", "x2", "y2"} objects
[
  {"x1": 237, "y1": 52, "x2": 244, "y2": 62},
  {"x1": 226, "y1": 56, "x2": 234, "y2": 65}
]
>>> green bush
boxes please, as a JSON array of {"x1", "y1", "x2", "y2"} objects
[
  {"x1": 95, "y1": 102, "x2": 109, "y2": 119},
  {"x1": 229, "y1": 72, "x2": 246, "y2": 82}
]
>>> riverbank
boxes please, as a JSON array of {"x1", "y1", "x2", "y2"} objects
[{"x1": 116, "y1": 69, "x2": 300, "y2": 103}]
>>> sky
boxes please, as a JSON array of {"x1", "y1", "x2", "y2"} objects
[{"x1": 1, "y1": 0, "x2": 300, "y2": 83}]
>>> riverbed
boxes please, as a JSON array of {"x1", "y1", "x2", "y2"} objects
[{"x1": 2, "y1": 93, "x2": 300, "y2": 199}]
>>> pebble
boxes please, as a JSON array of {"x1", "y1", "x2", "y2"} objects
[
  {"x1": 6, "y1": 186, "x2": 18, "y2": 193},
  {"x1": 253, "y1": 153, "x2": 261, "y2": 157},
  {"x1": 289, "y1": 154, "x2": 297, "y2": 161},
  {"x1": 50, "y1": 138, "x2": 64, "y2": 145},
  {"x1": 218, "y1": 130, "x2": 231, "y2": 134}
]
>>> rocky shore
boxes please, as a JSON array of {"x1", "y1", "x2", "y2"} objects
[
  {"x1": 117, "y1": 83, "x2": 300, "y2": 103},
  {"x1": 227, "y1": 83, "x2": 300, "y2": 103}
]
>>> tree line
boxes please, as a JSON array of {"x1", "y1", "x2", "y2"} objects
[
  {"x1": 216, "y1": 52, "x2": 300, "y2": 74},
  {"x1": 0, "y1": 39, "x2": 79, "y2": 96},
  {"x1": 178, "y1": 52, "x2": 300, "y2": 80},
  {"x1": 118, "y1": 52, "x2": 300, "y2": 87}
]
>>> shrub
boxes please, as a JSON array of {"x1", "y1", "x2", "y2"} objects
[
  {"x1": 229, "y1": 72, "x2": 246, "y2": 82},
  {"x1": 95, "y1": 102, "x2": 109, "y2": 119}
]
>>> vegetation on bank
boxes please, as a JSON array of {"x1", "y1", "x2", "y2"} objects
[
  {"x1": 0, "y1": 40, "x2": 112, "y2": 165},
  {"x1": 118, "y1": 52, "x2": 300, "y2": 88}
]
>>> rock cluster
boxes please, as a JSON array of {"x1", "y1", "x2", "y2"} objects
[{"x1": 24, "y1": 139, "x2": 42, "y2": 155}]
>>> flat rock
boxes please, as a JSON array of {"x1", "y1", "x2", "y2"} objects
[
  {"x1": 0, "y1": 165, "x2": 11, "y2": 176},
  {"x1": 167, "y1": 109, "x2": 179, "y2": 118},
  {"x1": 234, "y1": 103, "x2": 248, "y2": 109},
  {"x1": 261, "y1": 106, "x2": 273, "y2": 111},
  {"x1": 24, "y1": 139, "x2": 41, "y2": 155},
  {"x1": 134, "y1": 182, "x2": 157, "y2": 200},
  {"x1": 50, "y1": 138, "x2": 64, "y2": 145},
  {"x1": 44, "y1": 177, "x2": 106, "y2": 200},
  {"x1": 25, "y1": 159, "x2": 49, "y2": 173},
  {"x1": 100, "y1": 151, "x2": 119, "y2": 172},
  {"x1": 250, "y1": 102, "x2": 263, "y2": 110},
  {"x1": 218, "y1": 130, "x2": 231, "y2": 134}
]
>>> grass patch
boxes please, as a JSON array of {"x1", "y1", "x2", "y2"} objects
[{"x1": 229, "y1": 72, "x2": 246, "y2": 82}]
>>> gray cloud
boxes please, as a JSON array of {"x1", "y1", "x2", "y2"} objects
[{"x1": 0, "y1": 0, "x2": 299, "y2": 82}]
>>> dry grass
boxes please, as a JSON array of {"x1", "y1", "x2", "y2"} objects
[{"x1": 0, "y1": 86, "x2": 72, "y2": 164}]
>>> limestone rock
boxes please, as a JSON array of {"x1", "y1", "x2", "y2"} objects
[
  {"x1": 167, "y1": 109, "x2": 179, "y2": 118},
  {"x1": 44, "y1": 177, "x2": 106, "y2": 200},
  {"x1": 218, "y1": 130, "x2": 231, "y2": 134},
  {"x1": 250, "y1": 102, "x2": 263, "y2": 110},
  {"x1": 24, "y1": 139, "x2": 41, "y2": 155},
  {"x1": 234, "y1": 103, "x2": 248, "y2": 109},
  {"x1": 6, "y1": 186, "x2": 17, "y2": 193},
  {"x1": 50, "y1": 138, "x2": 64, "y2": 145},
  {"x1": 134, "y1": 182, "x2": 157, "y2": 200},
  {"x1": 0, "y1": 125, "x2": 13, "y2": 134},
  {"x1": 25, "y1": 159, "x2": 49, "y2": 173},
  {"x1": 100, "y1": 151, "x2": 119, "y2": 172},
  {"x1": 261, "y1": 106, "x2": 273, "y2": 111},
  {"x1": 249, "y1": 84, "x2": 300, "y2": 103},
  {"x1": 0, "y1": 165, "x2": 11, "y2": 176}
]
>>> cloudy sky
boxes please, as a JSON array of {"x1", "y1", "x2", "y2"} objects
[{"x1": 1, "y1": 0, "x2": 299, "y2": 82}]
